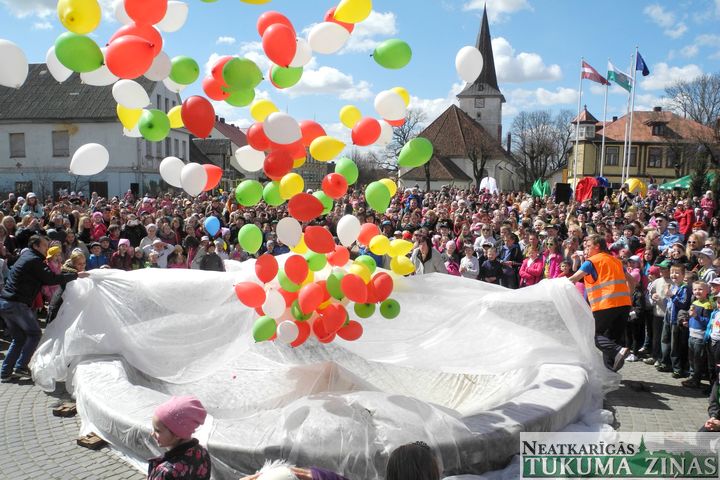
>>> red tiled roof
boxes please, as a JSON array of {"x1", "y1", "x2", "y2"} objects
[
  {"x1": 595, "y1": 109, "x2": 715, "y2": 144},
  {"x1": 571, "y1": 106, "x2": 598, "y2": 124},
  {"x1": 401, "y1": 156, "x2": 473, "y2": 182}
]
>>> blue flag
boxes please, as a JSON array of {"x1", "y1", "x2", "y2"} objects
[{"x1": 636, "y1": 52, "x2": 650, "y2": 77}]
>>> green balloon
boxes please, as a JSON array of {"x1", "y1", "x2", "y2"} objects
[
  {"x1": 380, "y1": 298, "x2": 401, "y2": 319},
  {"x1": 326, "y1": 270, "x2": 345, "y2": 300},
  {"x1": 223, "y1": 57, "x2": 263, "y2": 91},
  {"x1": 270, "y1": 65, "x2": 303, "y2": 89},
  {"x1": 263, "y1": 181, "x2": 285, "y2": 207},
  {"x1": 278, "y1": 270, "x2": 301, "y2": 293},
  {"x1": 138, "y1": 109, "x2": 170, "y2": 142},
  {"x1": 252, "y1": 315, "x2": 276, "y2": 342},
  {"x1": 398, "y1": 137, "x2": 434, "y2": 168},
  {"x1": 169, "y1": 56, "x2": 199, "y2": 85},
  {"x1": 355, "y1": 255, "x2": 377, "y2": 274},
  {"x1": 305, "y1": 251, "x2": 327, "y2": 272},
  {"x1": 225, "y1": 88, "x2": 255, "y2": 107},
  {"x1": 354, "y1": 303, "x2": 376, "y2": 319},
  {"x1": 373, "y1": 39, "x2": 412, "y2": 70},
  {"x1": 291, "y1": 300, "x2": 312, "y2": 321},
  {"x1": 365, "y1": 181, "x2": 391, "y2": 212},
  {"x1": 313, "y1": 191, "x2": 333, "y2": 215},
  {"x1": 235, "y1": 180, "x2": 263, "y2": 207},
  {"x1": 334, "y1": 157, "x2": 359, "y2": 185},
  {"x1": 54, "y1": 32, "x2": 103, "y2": 73},
  {"x1": 238, "y1": 224, "x2": 263, "y2": 254}
]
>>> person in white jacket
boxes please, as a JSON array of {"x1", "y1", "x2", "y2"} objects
[
  {"x1": 410, "y1": 236, "x2": 448, "y2": 275},
  {"x1": 459, "y1": 244, "x2": 479, "y2": 279}
]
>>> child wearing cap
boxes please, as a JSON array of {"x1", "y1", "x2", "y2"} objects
[
  {"x1": 86, "y1": 242, "x2": 109, "y2": 270},
  {"x1": 109, "y1": 239, "x2": 133, "y2": 271},
  {"x1": 659, "y1": 263, "x2": 692, "y2": 377},
  {"x1": 694, "y1": 247, "x2": 717, "y2": 283},
  {"x1": 683, "y1": 281, "x2": 713, "y2": 388},
  {"x1": 41, "y1": 245, "x2": 63, "y2": 302},
  {"x1": 149, "y1": 396, "x2": 211, "y2": 480},
  {"x1": 90, "y1": 211, "x2": 107, "y2": 242}
]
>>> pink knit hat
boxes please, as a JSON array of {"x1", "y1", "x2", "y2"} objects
[
  {"x1": 118, "y1": 239, "x2": 130, "y2": 248},
  {"x1": 154, "y1": 396, "x2": 207, "y2": 439}
]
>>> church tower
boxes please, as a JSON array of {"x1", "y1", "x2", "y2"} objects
[{"x1": 457, "y1": 5, "x2": 505, "y2": 141}]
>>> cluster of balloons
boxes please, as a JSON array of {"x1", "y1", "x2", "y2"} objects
[{"x1": 159, "y1": 156, "x2": 223, "y2": 196}]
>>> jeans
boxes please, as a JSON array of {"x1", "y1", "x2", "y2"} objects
[
  {"x1": 661, "y1": 322, "x2": 689, "y2": 373},
  {"x1": 0, "y1": 299, "x2": 41, "y2": 378},
  {"x1": 593, "y1": 305, "x2": 631, "y2": 370},
  {"x1": 688, "y1": 337, "x2": 707, "y2": 382}
]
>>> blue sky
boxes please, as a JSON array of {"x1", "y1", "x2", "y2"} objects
[{"x1": 1, "y1": 0, "x2": 719, "y2": 141}]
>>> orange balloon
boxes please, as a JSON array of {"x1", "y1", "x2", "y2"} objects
[
  {"x1": 304, "y1": 226, "x2": 336, "y2": 254},
  {"x1": 203, "y1": 164, "x2": 223, "y2": 191},
  {"x1": 105, "y1": 35, "x2": 155, "y2": 79},
  {"x1": 337, "y1": 320, "x2": 363, "y2": 341},
  {"x1": 321, "y1": 173, "x2": 348, "y2": 199},
  {"x1": 386, "y1": 118, "x2": 406, "y2": 127},
  {"x1": 357, "y1": 223, "x2": 380, "y2": 246},
  {"x1": 247, "y1": 122, "x2": 271, "y2": 151},
  {"x1": 202, "y1": 75, "x2": 230, "y2": 101},
  {"x1": 109, "y1": 23, "x2": 163, "y2": 57},
  {"x1": 125, "y1": 0, "x2": 167, "y2": 25},
  {"x1": 255, "y1": 254, "x2": 279, "y2": 283},
  {"x1": 326, "y1": 245, "x2": 350, "y2": 267},
  {"x1": 284, "y1": 255, "x2": 309, "y2": 285},
  {"x1": 234, "y1": 282, "x2": 266, "y2": 308},
  {"x1": 341, "y1": 274, "x2": 367, "y2": 303},
  {"x1": 291, "y1": 320, "x2": 311, "y2": 347}
]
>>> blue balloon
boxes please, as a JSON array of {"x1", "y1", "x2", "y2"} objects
[{"x1": 204, "y1": 216, "x2": 220, "y2": 236}]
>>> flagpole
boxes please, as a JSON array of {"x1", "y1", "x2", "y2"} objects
[
  {"x1": 625, "y1": 46, "x2": 639, "y2": 184},
  {"x1": 573, "y1": 57, "x2": 584, "y2": 188},
  {"x1": 600, "y1": 68, "x2": 609, "y2": 178},
  {"x1": 620, "y1": 55, "x2": 633, "y2": 184}
]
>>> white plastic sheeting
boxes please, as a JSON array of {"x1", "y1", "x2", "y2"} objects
[{"x1": 32, "y1": 259, "x2": 617, "y2": 479}]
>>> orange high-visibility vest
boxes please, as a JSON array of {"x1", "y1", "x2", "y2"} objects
[{"x1": 583, "y1": 252, "x2": 632, "y2": 312}]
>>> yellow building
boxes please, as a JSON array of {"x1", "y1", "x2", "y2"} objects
[{"x1": 568, "y1": 106, "x2": 717, "y2": 187}]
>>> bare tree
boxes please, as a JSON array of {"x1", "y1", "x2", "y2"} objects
[
  {"x1": 382, "y1": 109, "x2": 427, "y2": 172},
  {"x1": 511, "y1": 110, "x2": 567, "y2": 188},
  {"x1": 665, "y1": 73, "x2": 720, "y2": 127}
]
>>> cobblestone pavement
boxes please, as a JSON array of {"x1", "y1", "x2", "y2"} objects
[{"x1": 0, "y1": 335, "x2": 713, "y2": 479}]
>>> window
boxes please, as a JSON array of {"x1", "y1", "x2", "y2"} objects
[
  {"x1": 476, "y1": 112, "x2": 482, "y2": 120},
  {"x1": 15, "y1": 181, "x2": 32, "y2": 196},
  {"x1": 165, "y1": 98, "x2": 169, "y2": 113},
  {"x1": 174, "y1": 138, "x2": 179, "y2": 156},
  {"x1": 53, "y1": 181, "x2": 71, "y2": 199},
  {"x1": 474, "y1": 98, "x2": 485, "y2": 108},
  {"x1": 155, "y1": 141, "x2": 162, "y2": 158},
  {"x1": 478, "y1": 84, "x2": 484, "y2": 91},
  {"x1": 165, "y1": 138, "x2": 171, "y2": 159},
  {"x1": 647, "y1": 146, "x2": 662, "y2": 168},
  {"x1": 89, "y1": 181, "x2": 108, "y2": 199},
  {"x1": 145, "y1": 140, "x2": 153, "y2": 158},
  {"x1": 666, "y1": 148, "x2": 679, "y2": 168},
  {"x1": 52, "y1": 130, "x2": 70, "y2": 157},
  {"x1": 605, "y1": 146, "x2": 619, "y2": 166},
  {"x1": 157, "y1": 95, "x2": 162, "y2": 109},
  {"x1": 628, "y1": 146, "x2": 637, "y2": 167},
  {"x1": 652, "y1": 124, "x2": 666, "y2": 136},
  {"x1": 9, "y1": 133, "x2": 25, "y2": 158},
  {"x1": 182, "y1": 140, "x2": 187, "y2": 160}
]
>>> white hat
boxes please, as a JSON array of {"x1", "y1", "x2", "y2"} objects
[{"x1": 27, "y1": 192, "x2": 36, "y2": 199}]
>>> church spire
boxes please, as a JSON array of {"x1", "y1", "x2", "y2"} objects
[{"x1": 475, "y1": 4, "x2": 499, "y2": 92}]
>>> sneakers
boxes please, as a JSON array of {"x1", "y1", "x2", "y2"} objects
[
  {"x1": 626, "y1": 353, "x2": 639, "y2": 362},
  {"x1": 671, "y1": 371, "x2": 685, "y2": 379},
  {"x1": 681, "y1": 379, "x2": 700, "y2": 388},
  {"x1": 637, "y1": 347, "x2": 649, "y2": 354},
  {"x1": 643, "y1": 357, "x2": 656, "y2": 365},
  {"x1": 13, "y1": 367, "x2": 31, "y2": 378},
  {"x1": 0, "y1": 375, "x2": 13, "y2": 384},
  {"x1": 613, "y1": 347, "x2": 630, "y2": 371},
  {"x1": 656, "y1": 364, "x2": 672, "y2": 373}
]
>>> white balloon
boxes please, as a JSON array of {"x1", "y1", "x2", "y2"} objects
[
  {"x1": 163, "y1": 77, "x2": 187, "y2": 93},
  {"x1": 308, "y1": 22, "x2": 350, "y2": 55},
  {"x1": 275, "y1": 321, "x2": 299, "y2": 345},
  {"x1": 337, "y1": 214, "x2": 361, "y2": 247},
  {"x1": 159, "y1": 156, "x2": 185, "y2": 188},
  {"x1": 180, "y1": 163, "x2": 208, "y2": 196},
  {"x1": 264, "y1": 112, "x2": 301, "y2": 145},
  {"x1": 455, "y1": 46, "x2": 484, "y2": 84},
  {"x1": 81, "y1": 50, "x2": 118, "y2": 86},
  {"x1": 113, "y1": 80, "x2": 150, "y2": 109},
  {"x1": 123, "y1": 125, "x2": 142, "y2": 138},
  {"x1": 234, "y1": 146, "x2": 265, "y2": 172},
  {"x1": 145, "y1": 52, "x2": 172, "y2": 81},
  {"x1": 70, "y1": 143, "x2": 109, "y2": 176},
  {"x1": 263, "y1": 289, "x2": 286, "y2": 319},
  {"x1": 46, "y1": 46, "x2": 72, "y2": 83},
  {"x1": 289, "y1": 38, "x2": 312, "y2": 68},
  {"x1": 276, "y1": 217, "x2": 302, "y2": 247},
  {"x1": 156, "y1": 1, "x2": 189, "y2": 33},
  {"x1": 0, "y1": 40, "x2": 28, "y2": 89},
  {"x1": 374, "y1": 121, "x2": 393, "y2": 147},
  {"x1": 374, "y1": 90, "x2": 406, "y2": 121},
  {"x1": 114, "y1": 1, "x2": 132, "y2": 25}
]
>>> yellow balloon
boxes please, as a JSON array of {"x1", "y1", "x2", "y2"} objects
[
  {"x1": 318, "y1": 298, "x2": 333, "y2": 309},
  {"x1": 250, "y1": 99, "x2": 278, "y2": 122},
  {"x1": 291, "y1": 235, "x2": 308, "y2": 254},
  {"x1": 310, "y1": 136, "x2": 345, "y2": 162},
  {"x1": 379, "y1": 178, "x2": 397, "y2": 197},
  {"x1": 301, "y1": 269, "x2": 314, "y2": 287},
  {"x1": 390, "y1": 255, "x2": 415, "y2": 276},
  {"x1": 391, "y1": 87, "x2": 410, "y2": 107},
  {"x1": 339, "y1": 105, "x2": 362, "y2": 129},
  {"x1": 293, "y1": 155, "x2": 306, "y2": 168},
  {"x1": 389, "y1": 239, "x2": 413, "y2": 257},
  {"x1": 57, "y1": 0, "x2": 101, "y2": 35},
  {"x1": 334, "y1": 0, "x2": 372, "y2": 23},
  {"x1": 116, "y1": 104, "x2": 142, "y2": 130},
  {"x1": 279, "y1": 173, "x2": 304, "y2": 200},
  {"x1": 168, "y1": 105, "x2": 184, "y2": 129},
  {"x1": 349, "y1": 263, "x2": 371, "y2": 283},
  {"x1": 369, "y1": 234, "x2": 390, "y2": 256}
]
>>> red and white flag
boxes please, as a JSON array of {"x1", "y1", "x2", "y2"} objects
[{"x1": 581, "y1": 61, "x2": 608, "y2": 85}]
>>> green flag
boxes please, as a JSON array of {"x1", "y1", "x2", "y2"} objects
[{"x1": 607, "y1": 61, "x2": 632, "y2": 92}]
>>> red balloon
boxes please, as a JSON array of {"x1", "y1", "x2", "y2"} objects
[
  {"x1": 321, "y1": 304, "x2": 346, "y2": 334},
  {"x1": 341, "y1": 274, "x2": 367, "y2": 303},
  {"x1": 351, "y1": 117, "x2": 382, "y2": 146},
  {"x1": 234, "y1": 282, "x2": 266, "y2": 308},
  {"x1": 326, "y1": 245, "x2": 350, "y2": 267},
  {"x1": 386, "y1": 118, "x2": 405, "y2": 127},
  {"x1": 203, "y1": 165, "x2": 223, "y2": 191},
  {"x1": 105, "y1": 35, "x2": 155, "y2": 79},
  {"x1": 318, "y1": 332, "x2": 336, "y2": 344},
  {"x1": 313, "y1": 316, "x2": 332, "y2": 342},
  {"x1": 263, "y1": 150, "x2": 294, "y2": 180},
  {"x1": 291, "y1": 320, "x2": 311, "y2": 347},
  {"x1": 337, "y1": 320, "x2": 363, "y2": 341},
  {"x1": 284, "y1": 255, "x2": 308, "y2": 285},
  {"x1": 247, "y1": 123, "x2": 271, "y2": 151},
  {"x1": 288, "y1": 193, "x2": 324, "y2": 222},
  {"x1": 181, "y1": 96, "x2": 215, "y2": 139},
  {"x1": 372, "y1": 272, "x2": 394, "y2": 302},
  {"x1": 364, "y1": 281, "x2": 379, "y2": 304},
  {"x1": 254, "y1": 306, "x2": 265, "y2": 316},
  {"x1": 269, "y1": 139, "x2": 306, "y2": 160},
  {"x1": 256, "y1": 254, "x2": 279, "y2": 283},
  {"x1": 278, "y1": 288, "x2": 298, "y2": 307},
  {"x1": 262, "y1": 24, "x2": 297, "y2": 68},
  {"x1": 202, "y1": 76, "x2": 230, "y2": 101},
  {"x1": 298, "y1": 283, "x2": 324, "y2": 314},
  {"x1": 211, "y1": 55, "x2": 233, "y2": 86},
  {"x1": 109, "y1": 23, "x2": 163, "y2": 57},
  {"x1": 257, "y1": 11, "x2": 295, "y2": 37},
  {"x1": 321, "y1": 173, "x2": 348, "y2": 199},
  {"x1": 299, "y1": 120, "x2": 326, "y2": 148},
  {"x1": 304, "y1": 226, "x2": 335, "y2": 254},
  {"x1": 124, "y1": 0, "x2": 167, "y2": 25},
  {"x1": 325, "y1": 7, "x2": 354, "y2": 33},
  {"x1": 357, "y1": 223, "x2": 380, "y2": 246},
  {"x1": 315, "y1": 280, "x2": 331, "y2": 303}
]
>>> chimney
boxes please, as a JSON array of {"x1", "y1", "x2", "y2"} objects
[
  {"x1": 653, "y1": 106, "x2": 662, "y2": 112},
  {"x1": 612, "y1": 116, "x2": 618, "y2": 122},
  {"x1": 220, "y1": 117, "x2": 225, "y2": 123},
  {"x1": 506, "y1": 133, "x2": 512, "y2": 154}
]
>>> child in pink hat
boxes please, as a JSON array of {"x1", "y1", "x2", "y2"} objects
[{"x1": 148, "y1": 396, "x2": 211, "y2": 480}]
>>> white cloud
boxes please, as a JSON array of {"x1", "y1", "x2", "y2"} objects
[
  {"x1": 285, "y1": 66, "x2": 373, "y2": 101},
  {"x1": 410, "y1": 82, "x2": 464, "y2": 122},
  {"x1": 640, "y1": 62, "x2": 703, "y2": 90},
  {"x1": 216, "y1": 36, "x2": 236, "y2": 46},
  {"x1": 643, "y1": 4, "x2": 687, "y2": 38},
  {"x1": 463, "y1": 0, "x2": 532, "y2": 22},
  {"x1": 0, "y1": 0, "x2": 54, "y2": 17},
  {"x1": 341, "y1": 11, "x2": 397, "y2": 53},
  {"x1": 32, "y1": 21, "x2": 52, "y2": 30},
  {"x1": 633, "y1": 93, "x2": 673, "y2": 113},
  {"x1": 504, "y1": 87, "x2": 578, "y2": 116},
  {"x1": 492, "y1": 37, "x2": 562, "y2": 83},
  {"x1": 680, "y1": 44, "x2": 699, "y2": 58}
]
